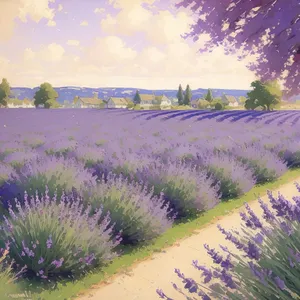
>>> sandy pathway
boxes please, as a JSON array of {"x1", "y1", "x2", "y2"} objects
[{"x1": 76, "y1": 178, "x2": 300, "y2": 300}]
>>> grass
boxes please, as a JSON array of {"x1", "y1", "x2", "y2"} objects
[{"x1": 15, "y1": 168, "x2": 300, "y2": 300}]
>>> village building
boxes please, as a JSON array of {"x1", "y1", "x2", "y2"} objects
[
  {"x1": 74, "y1": 92, "x2": 105, "y2": 108},
  {"x1": 107, "y1": 97, "x2": 128, "y2": 108}
]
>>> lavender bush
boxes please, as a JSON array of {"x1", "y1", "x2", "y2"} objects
[
  {"x1": 73, "y1": 145, "x2": 105, "y2": 168},
  {"x1": 1, "y1": 156, "x2": 97, "y2": 208},
  {"x1": 196, "y1": 153, "x2": 256, "y2": 199},
  {"x1": 276, "y1": 139, "x2": 300, "y2": 168},
  {"x1": 92, "y1": 149, "x2": 154, "y2": 182},
  {"x1": 233, "y1": 145, "x2": 288, "y2": 183},
  {"x1": 85, "y1": 173, "x2": 174, "y2": 244},
  {"x1": 0, "y1": 188, "x2": 120, "y2": 279},
  {"x1": 3, "y1": 150, "x2": 40, "y2": 170},
  {"x1": 157, "y1": 183, "x2": 300, "y2": 299},
  {"x1": 137, "y1": 160, "x2": 220, "y2": 218},
  {"x1": 42, "y1": 139, "x2": 78, "y2": 157}
]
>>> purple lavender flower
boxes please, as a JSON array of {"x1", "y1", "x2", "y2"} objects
[
  {"x1": 46, "y1": 235, "x2": 53, "y2": 249},
  {"x1": 38, "y1": 257, "x2": 44, "y2": 264},
  {"x1": 274, "y1": 276, "x2": 286, "y2": 290},
  {"x1": 51, "y1": 258, "x2": 64, "y2": 268}
]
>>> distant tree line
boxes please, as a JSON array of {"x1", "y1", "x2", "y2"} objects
[
  {"x1": 0, "y1": 77, "x2": 282, "y2": 111},
  {"x1": 0, "y1": 78, "x2": 60, "y2": 109}
]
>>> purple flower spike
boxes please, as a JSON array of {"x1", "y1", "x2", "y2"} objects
[
  {"x1": 156, "y1": 289, "x2": 173, "y2": 300},
  {"x1": 274, "y1": 276, "x2": 286, "y2": 290}
]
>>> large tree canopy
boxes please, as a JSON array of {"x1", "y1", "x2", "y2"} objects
[
  {"x1": 34, "y1": 82, "x2": 59, "y2": 108},
  {"x1": 176, "y1": 0, "x2": 300, "y2": 97}
]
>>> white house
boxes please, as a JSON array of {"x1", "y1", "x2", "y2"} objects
[
  {"x1": 107, "y1": 97, "x2": 128, "y2": 108},
  {"x1": 155, "y1": 95, "x2": 172, "y2": 110},
  {"x1": 139, "y1": 94, "x2": 172, "y2": 109},
  {"x1": 170, "y1": 97, "x2": 179, "y2": 106},
  {"x1": 7, "y1": 103, "x2": 35, "y2": 108},
  {"x1": 190, "y1": 99, "x2": 199, "y2": 108},
  {"x1": 139, "y1": 94, "x2": 156, "y2": 109},
  {"x1": 74, "y1": 92, "x2": 105, "y2": 108},
  {"x1": 222, "y1": 95, "x2": 239, "y2": 107}
]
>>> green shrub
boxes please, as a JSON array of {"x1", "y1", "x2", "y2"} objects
[
  {"x1": 214, "y1": 102, "x2": 223, "y2": 110},
  {"x1": 0, "y1": 249, "x2": 25, "y2": 300}
]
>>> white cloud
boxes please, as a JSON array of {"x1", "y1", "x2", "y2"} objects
[
  {"x1": 23, "y1": 48, "x2": 36, "y2": 61},
  {"x1": 80, "y1": 21, "x2": 88, "y2": 26},
  {"x1": 101, "y1": 5, "x2": 152, "y2": 36},
  {"x1": 86, "y1": 36, "x2": 137, "y2": 66},
  {"x1": 22, "y1": 43, "x2": 65, "y2": 63},
  {"x1": 2, "y1": 33, "x2": 257, "y2": 89},
  {"x1": 94, "y1": 8, "x2": 105, "y2": 13},
  {"x1": 67, "y1": 40, "x2": 80, "y2": 46},
  {"x1": 108, "y1": 0, "x2": 156, "y2": 10},
  {"x1": 101, "y1": 3, "x2": 193, "y2": 44},
  {"x1": 47, "y1": 19, "x2": 56, "y2": 27},
  {"x1": 18, "y1": 0, "x2": 55, "y2": 22},
  {"x1": 0, "y1": 0, "x2": 55, "y2": 41},
  {"x1": 100, "y1": 14, "x2": 117, "y2": 32},
  {"x1": 39, "y1": 43, "x2": 65, "y2": 62},
  {"x1": 58, "y1": 4, "x2": 63, "y2": 11},
  {"x1": 0, "y1": 0, "x2": 257, "y2": 90}
]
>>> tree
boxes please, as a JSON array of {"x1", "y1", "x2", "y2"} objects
[
  {"x1": 211, "y1": 97, "x2": 223, "y2": 108},
  {"x1": 183, "y1": 84, "x2": 192, "y2": 105},
  {"x1": 0, "y1": 78, "x2": 11, "y2": 107},
  {"x1": 176, "y1": 84, "x2": 184, "y2": 105},
  {"x1": 204, "y1": 89, "x2": 213, "y2": 102},
  {"x1": 197, "y1": 99, "x2": 210, "y2": 109},
  {"x1": 133, "y1": 90, "x2": 141, "y2": 104},
  {"x1": 34, "y1": 82, "x2": 59, "y2": 108},
  {"x1": 245, "y1": 80, "x2": 280, "y2": 111},
  {"x1": 214, "y1": 102, "x2": 223, "y2": 110},
  {"x1": 45, "y1": 99, "x2": 61, "y2": 108},
  {"x1": 176, "y1": 0, "x2": 300, "y2": 97}
]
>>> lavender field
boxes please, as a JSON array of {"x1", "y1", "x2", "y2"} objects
[{"x1": 0, "y1": 108, "x2": 300, "y2": 296}]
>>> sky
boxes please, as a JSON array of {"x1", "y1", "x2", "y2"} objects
[{"x1": 0, "y1": 0, "x2": 257, "y2": 90}]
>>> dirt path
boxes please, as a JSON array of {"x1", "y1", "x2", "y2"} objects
[{"x1": 76, "y1": 178, "x2": 300, "y2": 300}]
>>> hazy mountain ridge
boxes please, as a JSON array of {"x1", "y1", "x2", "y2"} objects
[{"x1": 10, "y1": 86, "x2": 299, "y2": 103}]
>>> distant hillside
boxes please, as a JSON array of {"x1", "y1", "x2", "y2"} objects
[{"x1": 10, "y1": 86, "x2": 252, "y2": 104}]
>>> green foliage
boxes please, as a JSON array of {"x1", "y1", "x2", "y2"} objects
[
  {"x1": 245, "y1": 80, "x2": 281, "y2": 111},
  {"x1": 133, "y1": 90, "x2": 141, "y2": 104},
  {"x1": 133, "y1": 104, "x2": 141, "y2": 110},
  {"x1": 176, "y1": 84, "x2": 184, "y2": 105},
  {"x1": 73, "y1": 96, "x2": 79, "y2": 104},
  {"x1": 197, "y1": 99, "x2": 210, "y2": 109},
  {"x1": 205, "y1": 89, "x2": 213, "y2": 102},
  {"x1": 239, "y1": 96, "x2": 247, "y2": 104},
  {"x1": 45, "y1": 99, "x2": 60, "y2": 108},
  {"x1": 0, "y1": 78, "x2": 11, "y2": 97},
  {"x1": 126, "y1": 101, "x2": 134, "y2": 109},
  {"x1": 34, "y1": 82, "x2": 59, "y2": 108},
  {"x1": 214, "y1": 102, "x2": 223, "y2": 110},
  {"x1": 183, "y1": 84, "x2": 192, "y2": 105},
  {"x1": 0, "y1": 78, "x2": 10, "y2": 107},
  {"x1": 0, "y1": 250, "x2": 24, "y2": 300}
]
